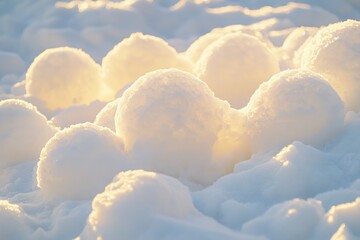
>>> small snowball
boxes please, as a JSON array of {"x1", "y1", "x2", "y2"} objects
[
  {"x1": 196, "y1": 32, "x2": 279, "y2": 109},
  {"x1": 26, "y1": 47, "x2": 102, "y2": 110},
  {"x1": 37, "y1": 123, "x2": 129, "y2": 201},
  {"x1": 94, "y1": 98, "x2": 121, "y2": 132},
  {"x1": 244, "y1": 69, "x2": 344, "y2": 153},
  {"x1": 115, "y1": 68, "x2": 235, "y2": 186},
  {"x1": 101, "y1": 33, "x2": 193, "y2": 97},
  {"x1": 80, "y1": 170, "x2": 196, "y2": 239},
  {"x1": 301, "y1": 20, "x2": 360, "y2": 112},
  {"x1": 0, "y1": 99, "x2": 57, "y2": 167}
]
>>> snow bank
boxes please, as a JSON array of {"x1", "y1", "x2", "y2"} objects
[
  {"x1": 37, "y1": 123, "x2": 129, "y2": 201},
  {"x1": 196, "y1": 32, "x2": 279, "y2": 109},
  {"x1": 244, "y1": 69, "x2": 344, "y2": 153},
  {"x1": 101, "y1": 33, "x2": 192, "y2": 97},
  {"x1": 301, "y1": 20, "x2": 360, "y2": 112},
  {"x1": 25, "y1": 47, "x2": 102, "y2": 110},
  {"x1": 0, "y1": 99, "x2": 57, "y2": 167}
]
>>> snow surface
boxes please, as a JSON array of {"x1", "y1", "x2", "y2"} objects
[{"x1": 1, "y1": 0, "x2": 360, "y2": 239}]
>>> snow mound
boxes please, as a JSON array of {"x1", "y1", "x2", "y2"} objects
[
  {"x1": 37, "y1": 123, "x2": 129, "y2": 201},
  {"x1": 196, "y1": 32, "x2": 279, "y2": 109},
  {"x1": 0, "y1": 99, "x2": 57, "y2": 167},
  {"x1": 101, "y1": 33, "x2": 192, "y2": 97},
  {"x1": 79, "y1": 170, "x2": 259, "y2": 240},
  {"x1": 244, "y1": 69, "x2": 344, "y2": 153},
  {"x1": 301, "y1": 20, "x2": 360, "y2": 112},
  {"x1": 26, "y1": 47, "x2": 102, "y2": 110},
  {"x1": 115, "y1": 68, "x2": 237, "y2": 186}
]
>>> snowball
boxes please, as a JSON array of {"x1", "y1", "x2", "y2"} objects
[
  {"x1": 115, "y1": 68, "x2": 237, "y2": 186},
  {"x1": 244, "y1": 69, "x2": 344, "y2": 153},
  {"x1": 196, "y1": 32, "x2": 279, "y2": 109},
  {"x1": 25, "y1": 47, "x2": 102, "y2": 110},
  {"x1": 36, "y1": 123, "x2": 129, "y2": 201},
  {"x1": 79, "y1": 170, "x2": 253, "y2": 240},
  {"x1": 80, "y1": 170, "x2": 196, "y2": 239},
  {"x1": 301, "y1": 20, "x2": 360, "y2": 112},
  {"x1": 101, "y1": 33, "x2": 193, "y2": 97},
  {"x1": 0, "y1": 99, "x2": 57, "y2": 167},
  {"x1": 94, "y1": 98, "x2": 121, "y2": 132}
]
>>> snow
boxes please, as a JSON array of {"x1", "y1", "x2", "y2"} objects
[
  {"x1": 37, "y1": 123, "x2": 129, "y2": 201},
  {"x1": 25, "y1": 47, "x2": 102, "y2": 110},
  {"x1": 196, "y1": 31, "x2": 280, "y2": 108},
  {"x1": 0, "y1": 99, "x2": 57, "y2": 167},
  {"x1": 0, "y1": 0, "x2": 360, "y2": 239},
  {"x1": 301, "y1": 20, "x2": 360, "y2": 112}
]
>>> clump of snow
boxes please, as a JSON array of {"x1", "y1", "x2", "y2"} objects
[
  {"x1": 0, "y1": 99, "x2": 57, "y2": 167},
  {"x1": 0, "y1": 200, "x2": 31, "y2": 239},
  {"x1": 101, "y1": 33, "x2": 193, "y2": 97},
  {"x1": 79, "y1": 170, "x2": 258, "y2": 240},
  {"x1": 37, "y1": 123, "x2": 129, "y2": 201},
  {"x1": 80, "y1": 170, "x2": 195, "y2": 239},
  {"x1": 25, "y1": 47, "x2": 102, "y2": 110},
  {"x1": 244, "y1": 69, "x2": 344, "y2": 153},
  {"x1": 94, "y1": 98, "x2": 121, "y2": 132},
  {"x1": 301, "y1": 20, "x2": 360, "y2": 112},
  {"x1": 196, "y1": 32, "x2": 280, "y2": 109},
  {"x1": 115, "y1": 68, "x2": 238, "y2": 186}
]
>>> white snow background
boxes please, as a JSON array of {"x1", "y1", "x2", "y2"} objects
[{"x1": 1, "y1": 0, "x2": 360, "y2": 239}]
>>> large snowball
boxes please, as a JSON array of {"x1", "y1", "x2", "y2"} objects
[
  {"x1": 301, "y1": 20, "x2": 360, "y2": 112},
  {"x1": 26, "y1": 47, "x2": 102, "y2": 110},
  {"x1": 37, "y1": 123, "x2": 129, "y2": 201},
  {"x1": 244, "y1": 69, "x2": 344, "y2": 153},
  {"x1": 0, "y1": 99, "x2": 57, "y2": 167},
  {"x1": 102, "y1": 33, "x2": 192, "y2": 97},
  {"x1": 80, "y1": 170, "x2": 196, "y2": 239},
  {"x1": 115, "y1": 68, "x2": 236, "y2": 186},
  {"x1": 196, "y1": 32, "x2": 280, "y2": 109}
]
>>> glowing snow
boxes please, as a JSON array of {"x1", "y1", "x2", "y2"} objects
[
  {"x1": 26, "y1": 47, "x2": 102, "y2": 110},
  {"x1": 196, "y1": 32, "x2": 279, "y2": 109},
  {"x1": 301, "y1": 20, "x2": 360, "y2": 112}
]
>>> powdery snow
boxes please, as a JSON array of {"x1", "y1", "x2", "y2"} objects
[{"x1": 0, "y1": 1, "x2": 360, "y2": 240}]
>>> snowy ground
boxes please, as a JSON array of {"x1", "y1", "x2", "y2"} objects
[{"x1": 1, "y1": 0, "x2": 360, "y2": 239}]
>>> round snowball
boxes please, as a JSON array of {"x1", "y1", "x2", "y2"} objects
[
  {"x1": 37, "y1": 123, "x2": 129, "y2": 201},
  {"x1": 80, "y1": 170, "x2": 195, "y2": 239},
  {"x1": 94, "y1": 98, "x2": 121, "y2": 132},
  {"x1": 115, "y1": 68, "x2": 232, "y2": 186},
  {"x1": 0, "y1": 99, "x2": 57, "y2": 167},
  {"x1": 301, "y1": 20, "x2": 360, "y2": 112},
  {"x1": 102, "y1": 33, "x2": 192, "y2": 96},
  {"x1": 245, "y1": 69, "x2": 344, "y2": 153},
  {"x1": 26, "y1": 47, "x2": 102, "y2": 110},
  {"x1": 196, "y1": 32, "x2": 279, "y2": 109}
]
